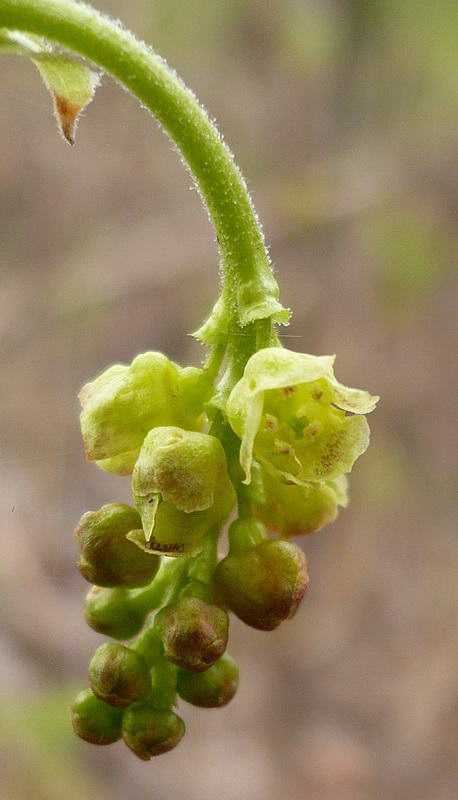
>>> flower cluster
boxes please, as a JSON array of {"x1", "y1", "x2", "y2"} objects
[{"x1": 72, "y1": 347, "x2": 378, "y2": 758}]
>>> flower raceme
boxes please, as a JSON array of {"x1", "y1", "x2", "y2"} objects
[
  {"x1": 71, "y1": 345, "x2": 377, "y2": 758},
  {"x1": 2, "y1": 0, "x2": 379, "y2": 763},
  {"x1": 71, "y1": 343, "x2": 377, "y2": 760}
]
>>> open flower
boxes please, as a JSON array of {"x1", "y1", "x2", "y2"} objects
[{"x1": 226, "y1": 348, "x2": 378, "y2": 486}]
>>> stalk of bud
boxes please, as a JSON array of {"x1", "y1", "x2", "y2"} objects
[{"x1": 227, "y1": 517, "x2": 268, "y2": 554}]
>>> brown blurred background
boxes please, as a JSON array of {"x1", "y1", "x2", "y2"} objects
[{"x1": 1, "y1": 1, "x2": 457, "y2": 798}]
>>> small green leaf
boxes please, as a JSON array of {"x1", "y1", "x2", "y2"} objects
[{"x1": 0, "y1": 28, "x2": 100, "y2": 144}]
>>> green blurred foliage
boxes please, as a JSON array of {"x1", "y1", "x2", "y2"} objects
[{"x1": 0, "y1": 688, "x2": 109, "y2": 800}]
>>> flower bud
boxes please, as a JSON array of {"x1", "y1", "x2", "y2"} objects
[
  {"x1": 84, "y1": 586, "x2": 145, "y2": 641},
  {"x1": 122, "y1": 704, "x2": 185, "y2": 760},
  {"x1": 79, "y1": 352, "x2": 209, "y2": 475},
  {"x1": 130, "y1": 428, "x2": 235, "y2": 557},
  {"x1": 71, "y1": 688, "x2": 123, "y2": 745},
  {"x1": 75, "y1": 502, "x2": 160, "y2": 588},
  {"x1": 154, "y1": 596, "x2": 228, "y2": 672},
  {"x1": 177, "y1": 653, "x2": 239, "y2": 708},
  {"x1": 215, "y1": 539, "x2": 309, "y2": 630},
  {"x1": 89, "y1": 643, "x2": 151, "y2": 708},
  {"x1": 132, "y1": 427, "x2": 232, "y2": 513},
  {"x1": 253, "y1": 472, "x2": 348, "y2": 537},
  {"x1": 79, "y1": 352, "x2": 180, "y2": 462}
]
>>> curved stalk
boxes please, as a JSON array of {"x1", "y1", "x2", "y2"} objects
[{"x1": 0, "y1": 0, "x2": 288, "y2": 334}]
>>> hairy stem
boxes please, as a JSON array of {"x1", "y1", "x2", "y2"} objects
[{"x1": 0, "y1": 0, "x2": 287, "y2": 335}]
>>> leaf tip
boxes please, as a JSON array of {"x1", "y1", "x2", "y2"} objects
[{"x1": 53, "y1": 92, "x2": 79, "y2": 145}]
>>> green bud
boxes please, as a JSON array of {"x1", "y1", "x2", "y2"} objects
[
  {"x1": 122, "y1": 704, "x2": 185, "y2": 760},
  {"x1": 79, "y1": 352, "x2": 179, "y2": 463},
  {"x1": 129, "y1": 430, "x2": 235, "y2": 556},
  {"x1": 177, "y1": 653, "x2": 239, "y2": 708},
  {"x1": 79, "y1": 352, "x2": 209, "y2": 475},
  {"x1": 154, "y1": 596, "x2": 229, "y2": 672},
  {"x1": 132, "y1": 427, "x2": 233, "y2": 513},
  {"x1": 75, "y1": 502, "x2": 160, "y2": 588},
  {"x1": 226, "y1": 347, "x2": 378, "y2": 486},
  {"x1": 71, "y1": 688, "x2": 123, "y2": 745},
  {"x1": 253, "y1": 471, "x2": 348, "y2": 537},
  {"x1": 215, "y1": 539, "x2": 309, "y2": 631},
  {"x1": 89, "y1": 643, "x2": 151, "y2": 708},
  {"x1": 84, "y1": 586, "x2": 145, "y2": 641}
]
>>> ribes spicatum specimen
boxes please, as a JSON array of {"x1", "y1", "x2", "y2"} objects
[{"x1": 1, "y1": 0, "x2": 379, "y2": 760}]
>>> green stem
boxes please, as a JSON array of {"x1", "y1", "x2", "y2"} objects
[
  {"x1": 0, "y1": 0, "x2": 287, "y2": 334},
  {"x1": 131, "y1": 557, "x2": 188, "y2": 617}
]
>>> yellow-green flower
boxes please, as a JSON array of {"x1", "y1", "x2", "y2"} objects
[
  {"x1": 129, "y1": 427, "x2": 235, "y2": 557},
  {"x1": 252, "y1": 469, "x2": 348, "y2": 537},
  {"x1": 227, "y1": 348, "x2": 378, "y2": 486},
  {"x1": 79, "y1": 352, "x2": 211, "y2": 474}
]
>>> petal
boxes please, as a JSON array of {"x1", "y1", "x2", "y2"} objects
[
  {"x1": 96, "y1": 448, "x2": 140, "y2": 475},
  {"x1": 237, "y1": 348, "x2": 336, "y2": 396},
  {"x1": 329, "y1": 378, "x2": 379, "y2": 414},
  {"x1": 309, "y1": 414, "x2": 370, "y2": 481},
  {"x1": 239, "y1": 392, "x2": 264, "y2": 484},
  {"x1": 326, "y1": 475, "x2": 349, "y2": 508}
]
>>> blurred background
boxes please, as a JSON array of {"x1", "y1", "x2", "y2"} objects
[{"x1": 1, "y1": 1, "x2": 457, "y2": 798}]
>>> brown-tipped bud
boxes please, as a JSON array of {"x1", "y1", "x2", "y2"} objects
[
  {"x1": 154, "y1": 596, "x2": 228, "y2": 672},
  {"x1": 75, "y1": 502, "x2": 160, "y2": 588},
  {"x1": 122, "y1": 704, "x2": 185, "y2": 760},
  {"x1": 71, "y1": 689, "x2": 123, "y2": 745},
  {"x1": 215, "y1": 539, "x2": 309, "y2": 631},
  {"x1": 89, "y1": 643, "x2": 151, "y2": 708},
  {"x1": 177, "y1": 653, "x2": 239, "y2": 708},
  {"x1": 83, "y1": 587, "x2": 145, "y2": 641}
]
